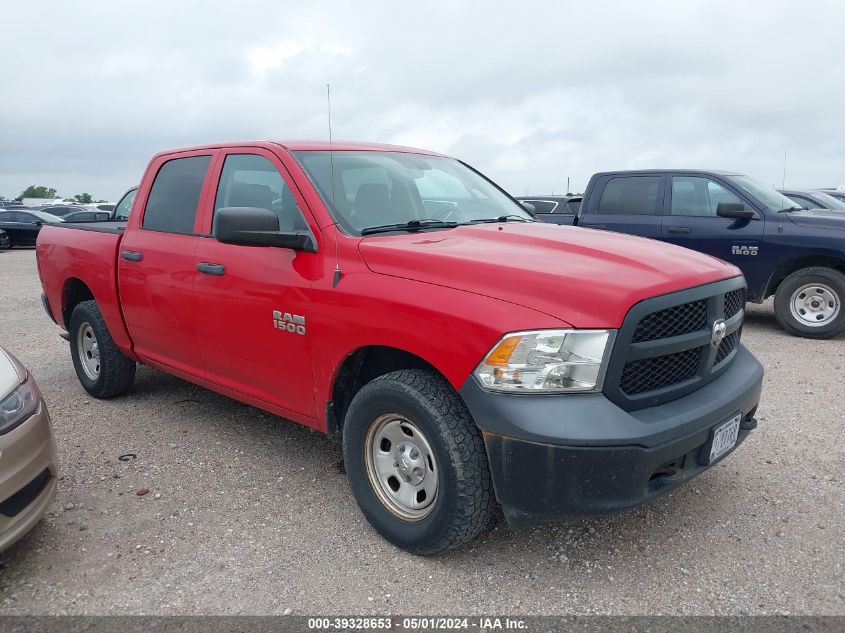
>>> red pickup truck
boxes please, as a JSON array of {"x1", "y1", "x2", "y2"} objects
[{"x1": 36, "y1": 141, "x2": 763, "y2": 554}]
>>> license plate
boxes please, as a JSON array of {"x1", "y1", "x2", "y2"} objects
[{"x1": 709, "y1": 413, "x2": 741, "y2": 463}]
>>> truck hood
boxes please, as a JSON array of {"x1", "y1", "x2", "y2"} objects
[
  {"x1": 785, "y1": 209, "x2": 845, "y2": 231},
  {"x1": 358, "y1": 223, "x2": 739, "y2": 328}
]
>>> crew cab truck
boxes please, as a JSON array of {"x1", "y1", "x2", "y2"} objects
[
  {"x1": 36, "y1": 142, "x2": 764, "y2": 554},
  {"x1": 541, "y1": 169, "x2": 845, "y2": 339}
]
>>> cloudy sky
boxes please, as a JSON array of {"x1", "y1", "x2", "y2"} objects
[{"x1": 1, "y1": 0, "x2": 842, "y2": 201}]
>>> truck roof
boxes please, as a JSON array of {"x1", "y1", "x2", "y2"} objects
[
  {"x1": 592, "y1": 169, "x2": 743, "y2": 177},
  {"x1": 151, "y1": 140, "x2": 448, "y2": 158}
]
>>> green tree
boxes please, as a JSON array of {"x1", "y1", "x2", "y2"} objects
[
  {"x1": 73, "y1": 193, "x2": 94, "y2": 204},
  {"x1": 20, "y1": 185, "x2": 58, "y2": 199}
]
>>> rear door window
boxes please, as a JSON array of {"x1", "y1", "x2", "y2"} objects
[
  {"x1": 143, "y1": 156, "x2": 211, "y2": 234},
  {"x1": 564, "y1": 198, "x2": 582, "y2": 214},
  {"x1": 598, "y1": 177, "x2": 660, "y2": 214}
]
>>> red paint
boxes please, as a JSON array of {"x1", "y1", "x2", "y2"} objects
[{"x1": 36, "y1": 141, "x2": 741, "y2": 433}]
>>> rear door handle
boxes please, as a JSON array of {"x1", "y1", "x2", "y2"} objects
[
  {"x1": 196, "y1": 262, "x2": 225, "y2": 276},
  {"x1": 120, "y1": 250, "x2": 143, "y2": 262},
  {"x1": 667, "y1": 226, "x2": 691, "y2": 234}
]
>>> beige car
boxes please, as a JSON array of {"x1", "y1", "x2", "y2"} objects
[{"x1": 0, "y1": 346, "x2": 58, "y2": 552}]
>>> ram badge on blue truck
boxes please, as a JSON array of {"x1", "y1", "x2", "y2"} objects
[{"x1": 532, "y1": 170, "x2": 845, "y2": 339}]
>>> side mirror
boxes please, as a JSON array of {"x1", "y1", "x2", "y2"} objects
[
  {"x1": 716, "y1": 202, "x2": 755, "y2": 220},
  {"x1": 521, "y1": 202, "x2": 536, "y2": 216},
  {"x1": 33, "y1": 220, "x2": 43, "y2": 226},
  {"x1": 215, "y1": 207, "x2": 316, "y2": 252}
]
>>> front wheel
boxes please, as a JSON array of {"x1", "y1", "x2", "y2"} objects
[
  {"x1": 69, "y1": 300, "x2": 136, "y2": 397},
  {"x1": 774, "y1": 267, "x2": 845, "y2": 339},
  {"x1": 342, "y1": 369, "x2": 496, "y2": 555}
]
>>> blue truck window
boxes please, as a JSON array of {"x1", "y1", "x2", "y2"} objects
[
  {"x1": 671, "y1": 177, "x2": 742, "y2": 217},
  {"x1": 598, "y1": 177, "x2": 659, "y2": 215}
]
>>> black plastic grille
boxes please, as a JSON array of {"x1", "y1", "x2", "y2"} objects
[
  {"x1": 715, "y1": 330, "x2": 739, "y2": 365},
  {"x1": 724, "y1": 289, "x2": 745, "y2": 319},
  {"x1": 0, "y1": 469, "x2": 51, "y2": 517},
  {"x1": 619, "y1": 347, "x2": 702, "y2": 395},
  {"x1": 631, "y1": 300, "x2": 707, "y2": 343}
]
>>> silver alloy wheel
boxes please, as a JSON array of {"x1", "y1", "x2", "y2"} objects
[
  {"x1": 76, "y1": 322, "x2": 101, "y2": 380},
  {"x1": 364, "y1": 413, "x2": 438, "y2": 520},
  {"x1": 789, "y1": 283, "x2": 841, "y2": 327}
]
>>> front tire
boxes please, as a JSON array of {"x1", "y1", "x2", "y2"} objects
[
  {"x1": 342, "y1": 369, "x2": 496, "y2": 555},
  {"x1": 774, "y1": 267, "x2": 845, "y2": 339},
  {"x1": 69, "y1": 300, "x2": 136, "y2": 397}
]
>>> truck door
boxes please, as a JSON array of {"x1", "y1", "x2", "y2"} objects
[
  {"x1": 117, "y1": 152, "x2": 215, "y2": 375},
  {"x1": 661, "y1": 174, "x2": 766, "y2": 295},
  {"x1": 578, "y1": 175, "x2": 664, "y2": 238},
  {"x1": 192, "y1": 149, "x2": 319, "y2": 419}
]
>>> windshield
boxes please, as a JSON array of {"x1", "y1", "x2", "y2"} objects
[
  {"x1": 293, "y1": 151, "x2": 532, "y2": 235},
  {"x1": 808, "y1": 191, "x2": 845, "y2": 210},
  {"x1": 726, "y1": 175, "x2": 799, "y2": 212}
]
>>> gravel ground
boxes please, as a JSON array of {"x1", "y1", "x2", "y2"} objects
[{"x1": 0, "y1": 247, "x2": 842, "y2": 616}]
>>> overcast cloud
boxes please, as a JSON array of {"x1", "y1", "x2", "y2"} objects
[{"x1": 0, "y1": 0, "x2": 843, "y2": 201}]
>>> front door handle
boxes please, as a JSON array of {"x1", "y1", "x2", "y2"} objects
[
  {"x1": 667, "y1": 226, "x2": 691, "y2": 234},
  {"x1": 586, "y1": 223, "x2": 608, "y2": 230},
  {"x1": 120, "y1": 250, "x2": 143, "y2": 262},
  {"x1": 196, "y1": 262, "x2": 225, "y2": 276}
]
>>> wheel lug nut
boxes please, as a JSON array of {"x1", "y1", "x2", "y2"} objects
[{"x1": 410, "y1": 449, "x2": 419, "y2": 459}]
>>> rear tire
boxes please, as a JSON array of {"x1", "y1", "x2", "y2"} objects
[
  {"x1": 69, "y1": 300, "x2": 136, "y2": 397},
  {"x1": 342, "y1": 369, "x2": 496, "y2": 555},
  {"x1": 774, "y1": 267, "x2": 845, "y2": 339}
]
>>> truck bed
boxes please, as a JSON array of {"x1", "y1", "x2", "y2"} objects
[{"x1": 36, "y1": 223, "x2": 135, "y2": 354}]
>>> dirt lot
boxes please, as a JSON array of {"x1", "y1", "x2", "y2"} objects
[{"x1": 0, "y1": 247, "x2": 842, "y2": 616}]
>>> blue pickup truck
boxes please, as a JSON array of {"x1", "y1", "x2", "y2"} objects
[{"x1": 523, "y1": 170, "x2": 845, "y2": 338}]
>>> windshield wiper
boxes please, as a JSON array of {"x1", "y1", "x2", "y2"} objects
[
  {"x1": 464, "y1": 215, "x2": 533, "y2": 224},
  {"x1": 360, "y1": 219, "x2": 459, "y2": 236},
  {"x1": 777, "y1": 206, "x2": 802, "y2": 213}
]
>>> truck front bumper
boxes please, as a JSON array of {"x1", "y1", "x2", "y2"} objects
[{"x1": 459, "y1": 345, "x2": 763, "y2": 529}]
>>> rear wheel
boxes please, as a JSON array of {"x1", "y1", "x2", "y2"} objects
[
  {"x1": 774, "y1": 267, "x2": 845, "y2": 339},
  {"x1": 69, "y1": 300, "x2": 136, "y2": 397},
  {"x1": 342, "y1": 369, "x2": 496, "y2": 555}
]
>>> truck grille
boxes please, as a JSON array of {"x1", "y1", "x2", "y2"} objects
[
  {"x1": 603, "y1": 278, "x2": 746, "y2": 411},
  {"x1": 724, "y1": 289, "x2": 745, "y2": 319},
  {"x1": 620, "y1": 347, "x2": 702, "y2": 395},
  {"x1": 715, "y1": 330, "x2": 739, "y2": 365},
  {"x1": 631, "y1": 300, "x2": 707, "y2": 342}
]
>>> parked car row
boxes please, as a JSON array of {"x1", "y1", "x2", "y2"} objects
[
  {"x1": 0, "y1": 206, "x2": 111, "y2": 248},
  {"x1": 778, "y1": 188, "x2": 845, "y2": 211},
  {"x1": 518, "y1": 170, "x2": 845, "y2": 338}
]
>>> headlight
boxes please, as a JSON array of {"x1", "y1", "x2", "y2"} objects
[
  {"x1": 0, "y1": 378, "x2": 39, "y2": 435},
  {"x1": 474, "y1": 329, "x2": 614, "y2": 393}
]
